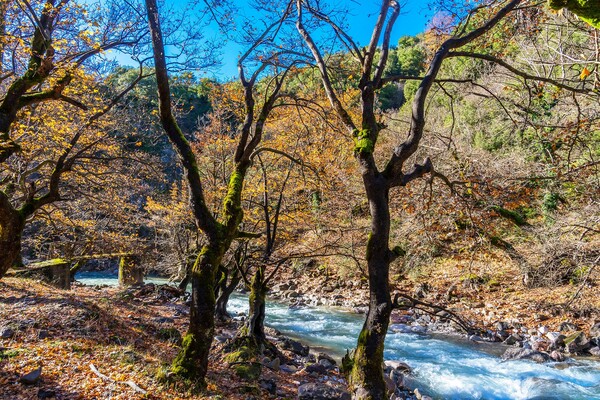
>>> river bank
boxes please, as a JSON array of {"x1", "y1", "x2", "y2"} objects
[
  {"x1": 4, "y1": 274, "x2": 600, "y2": 399},
  {"x1": 0, "y1": 277, "x2": 356, "y2": 399}
]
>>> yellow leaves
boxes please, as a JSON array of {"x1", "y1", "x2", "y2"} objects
[{"x1": 580, "y1": 67, "x2": 592, "y2": 80}]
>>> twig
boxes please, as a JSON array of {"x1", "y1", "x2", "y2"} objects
[
  {"x1": 564, "y1": 255, "x2": 600, "y2": 309},
  {"x1": 89, "y1": 363, "x2": 147, "y2": 395},
  {"x1": 392, "y1": 292, "x2": 474, "y2": 334}
]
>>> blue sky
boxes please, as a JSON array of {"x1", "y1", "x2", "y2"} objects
[
  {"x1": 112, "y1": 1, "x2": 431, "y2": 81},
  {"x1": 213, "y1": 1, "x2": 432, "y2": 80}
]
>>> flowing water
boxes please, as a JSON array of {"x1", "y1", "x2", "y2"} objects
[{"x1": 76, "y1": 273, "x2": 600, "y2": 400}]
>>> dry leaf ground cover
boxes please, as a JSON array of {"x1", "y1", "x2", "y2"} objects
[{"x1": 0, "y1": 278, "x2": 332, "y2": 400}]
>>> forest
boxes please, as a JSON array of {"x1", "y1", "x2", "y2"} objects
[{"x1": 0, "y1": 0, "x2": 599, "y2": 399}]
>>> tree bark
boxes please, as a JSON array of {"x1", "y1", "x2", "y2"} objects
[
  {"x1": 245, "y1": 266, "x2": 267, "y2": 342},
  {"x1": 118, "y1": 255, "x2": 143, "y2": 286},
  {"x1": 349, "y1": 179, "x2": 393, "y2": 400},
  {"x1": 171, "y1": 241, "x2": 226, "y2": 380},
  {"x1": 0, "y1": 193, "x2": 24, "y2": 278},
  {"x1": 215, "y1": 266, "x2": 241, "y2": 321}
]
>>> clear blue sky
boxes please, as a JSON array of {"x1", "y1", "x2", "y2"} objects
[
  {"x1": 112, "y1": 1, "x2": 431, "y2": 81},
  {"x1": 213, "y1": 1, "x2": 431, "y2": 80}
]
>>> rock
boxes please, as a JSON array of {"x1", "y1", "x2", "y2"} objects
[
  {"x1": 266, "y1": 357, "x2": 280, "y2": 371},
  {"x1": 259, "y1": 378, "x2": 276, "y2": 395},
  {"x1": 317, "y1": 352, "x2": 337, "y2": 365},
  {"x1": 20, "y1": 367, "x2": 42, "y2": 385},
  {"x1": 389, "y1": 324, "x2": 413, "y2": 333},
  {"x1": 298, "y1": 383, "x2": 351, "y2": 400},
  {"x1": 287, "y1": 291, "x2": 301, "y2": 298},
  {"x1": 37, "y1": 389, "x2": 56, "y2": 399},
  {"x1": 414, "y1": 283, "x2": 429, "y2": 299},
  {"x1": 558, "y1": 322, "x2": 579, "y2": 332},
  {"x1": 496, "y1": 330, "x2": 510, "y2": 341},
  {"x1": 1, "y1": 327, "x2": 15, "y2": 339},
  {"x1": 501, "y1": 348, "x2": 551, "y2": 363},
  {"x1": 384, "y1": 374, "x2": 396, "y2": 394},
  {"x1": 534, "y1": 314, "x2": 549, "y2": 322},
  {"x1": 215, "y1": 334, "x2": 230, "y2": 343},
  {"x1": 305, "y1": 363, "x2": 327, "y2": 374},
  {"x1": 385, "y1": 360, "x2": 412, "y2": 374},
  {"x1": 503, "y1": 334, "x2": 522, "y2": 346},
  {"x1": 495, "y1": 321, "x2": 509, "y2": 331},
  {"x1": 590, "y1": 322, "x2": 600, "y2": 338},
  {"x1": 280, "y1": 364, "x2": 297, "y2": 373},
  {"x1": 538, "y1": 326, "x2": 549, "y2": 335},
  {"x1": 410, "y1": 325, "x2": 427, "y2": 334},
  {"x1": 281, "y1": 338, "x2": 309, "y2": 356},
  {"x1": 414, "y1": 388, "x2": 423, "y2": 399},
  {"x1": 550, "y1": 350, "x2": 565, "y2": 362},
  {"x1": 547, "y1": 333, "x2": 566, "y2": 351},
  {"x1": 588, "y1": 346, "x2": 600, "y2": 357},
  {"x1": 318, "y1": 359, "x2": 335, "y2": 370},
  {"x1": 564, "y1": 331, "x2": 590, "y2": 354},
  {"x1": 469, "y1": 335, "x2": 485, "y2": 343},
  {"x1": 37, "y1": 330, "x2": 51, "y2": 340},
  {"x1": 154, "y1": 317, "x2": 175, "y2": 324},
  {"x1": 531, "y1": 339, "x2": 548, "y2": 352}
]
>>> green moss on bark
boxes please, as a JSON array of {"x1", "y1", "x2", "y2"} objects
[
  {"x1": 170, "y1": 333, "x2": 205, "y2": 385},
  {"x1": 353, "y1": 129, "x2": 374, "y2": 154},
  {"x1": 548, "y1": 0, "x2": 600, "y2": 28},
  {"x1": 224, "y1": 338, "x2": 262, "y2": 380},
  {"x1": 222, "y1": 169, "x2": 244, "y2": 228}
]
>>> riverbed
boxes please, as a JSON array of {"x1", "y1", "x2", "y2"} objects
[{"x1": 76, "y1": 273, "x2": 600, "y2": 400}]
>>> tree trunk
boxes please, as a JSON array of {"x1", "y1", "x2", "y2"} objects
[
  {"x1": 171, "y1": 242, "x2": 226, "y2": 383},
  {"x1": 215, "y1": 267, "x2": 241, "y2": 321},
  {"x1": 350, "y1": 180, "x2": 393, "y2": 400},
  {"x1": 69, "y1": 259, "x2": 86, "y2": 282},
  {"x1": 118, "y1": 255, "x2": 143, "y2": 286},
  {"x1": 245, "y1": 266, "x2": 267, "y2": 342},
  {"x1": 0, "y1": 196, "x2": 24, "y2": 279}
]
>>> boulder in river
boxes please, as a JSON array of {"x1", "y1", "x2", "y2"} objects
[
  {"x1": 501, "y1": 348, "x2": 551, "y2": 363},
  {"x1": 385, "y1": 360, "x2": 412, "y2": 374},
  {"x1": 298, "y1": 382, "x2": 350, "y2": 400},
  {"x1": 389, "y1": 323, "x2": 413, "y2": 333}
]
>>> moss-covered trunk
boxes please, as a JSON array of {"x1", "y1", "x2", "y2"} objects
[
  {"x1": 171, "y1": 167, "x2": 246, "y2": 383},
  {"x1": 118, "y1": 255, "x2": 143, "y2": 286},
  {"x1": 171, "y1": 244, "x2": 223, "y2": 381},
  {"x1": 349, "y1": 182, "x2": 393, "y2": 400},
  {"x1": 245, "y1": 266, "x2": 267, "y2": 342},
  {"x1": 0, "y1": 195, "x2": 24, "y2": 279}
]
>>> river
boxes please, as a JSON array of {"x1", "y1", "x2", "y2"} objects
[{"x1": 76, "y1": 272, "x2": 600, "y2": 400}]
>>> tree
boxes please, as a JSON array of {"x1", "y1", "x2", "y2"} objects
[
  {"x1": 295, "y1": 0, "x2": 533, "y2": 398},
  {"x1": 0, "y1": 0, "x2": 146, "y2": 277},
  {"x1": 146, "y1": 0, "x2": 299, "y2": 384}
]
